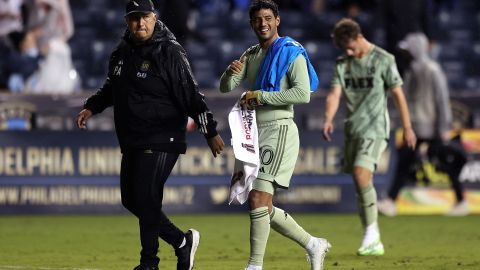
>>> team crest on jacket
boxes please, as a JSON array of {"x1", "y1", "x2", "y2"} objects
[
  {"x1": 140, "y1": 61, "x2": 150, "y2": 72},
  {"x1": 137, "y1": 61, "x2": 149, "y2": 78}
]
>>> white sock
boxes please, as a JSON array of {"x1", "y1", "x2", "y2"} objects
[
  {"x1": 178, "y1": 237, "x2": 186, "y2": 249},
  {"x1": 306, "y1": 236, "x2": 317, "y2": 253},
  {"x1": 362, "y1": 222, "x2": 380, "y2": 246}
]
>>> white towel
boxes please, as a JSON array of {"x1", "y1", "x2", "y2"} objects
[{"x1": 228, "y1": 101, "x2": 259, "y2": 205}]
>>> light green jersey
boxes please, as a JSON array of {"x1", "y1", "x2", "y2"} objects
[
  {"x1": 331, "y1": 46, "x2": 403, "y2": 139},
  {"x1": 219, "y1": 44, "x2": 311, "y2": 123}
]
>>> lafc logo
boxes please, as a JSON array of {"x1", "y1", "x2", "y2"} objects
[
  {"x1": 137, "y1": 60, "x2": 149, "y2": 78},
  {"x1": 140, "y1": 61, "x2": 150, "y2": 72}
]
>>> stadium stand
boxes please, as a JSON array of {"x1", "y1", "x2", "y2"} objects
[{"x1": 63, "y1": 0, "x2": 479, "y2": 95}]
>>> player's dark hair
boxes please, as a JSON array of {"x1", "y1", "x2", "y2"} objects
[
  {"x1": 249, "y1": 0, "x2": 279, "y2": 20},
  {"x1": 331, "y1": 18, "x2": 362, "y2": 49}
]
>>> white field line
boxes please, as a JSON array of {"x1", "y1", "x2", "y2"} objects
[{"x1": 0, "y1": 266, "x2": 100, "y2": 270}]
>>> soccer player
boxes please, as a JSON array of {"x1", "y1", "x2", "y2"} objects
[
  {"x1": 322, "y1": 18, "x2": 417, "y2": 256},
  {"x1": 219, "y1": 1, "x2": 330, "y2": 270}
]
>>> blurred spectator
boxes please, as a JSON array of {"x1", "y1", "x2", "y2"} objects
[
  {"x1": 0, "y1": 0, "x2": 26, "y2": 90},
  {"x1": 2, "y1": 30, "x2": 41, "y2": 92},
  {"x1": 33, "y1": 0, "x2": 73, "y2": 43},
  {"x1": 377, "y1": 32, "x2": 469, "y2": 217},
  {"x1": 0, "y1": 0, "x2": 24, "y2": 38},
  {"x1": 24, "y1": 0, "x2": 79, "y2": 94},
  {"x1": 380, "y1": 0, "x2": 433, "y2": 76}
]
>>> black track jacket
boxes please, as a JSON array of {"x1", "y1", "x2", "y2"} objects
[{"x1": 84, "y1": 21, "x2": 218, "y2": 153}]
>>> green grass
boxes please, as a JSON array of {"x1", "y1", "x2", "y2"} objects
[{"x1": 0, "y1": 214, "x2": 479, "y2": 270}]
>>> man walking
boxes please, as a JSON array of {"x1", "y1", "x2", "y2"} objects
[
  {"x1": 323, "y1": 18, "x2": 417, "y2": 256},
  {"x1": 378, "y1": 32, "x2": 468, "y2": 217},
  {"x1": 220, "y1": 1, "x2": 330, "y2": 269},
  {"x1": 76, "y1": 1, "x2": 224, "y2": 269}
]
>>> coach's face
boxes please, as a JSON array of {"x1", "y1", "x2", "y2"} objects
[
  {"x1": 250, "y1": 8, "x2": 280, "y2": 45},
  {"x1": 126, "y1": 11, "x2": 156, "y2": 42}
]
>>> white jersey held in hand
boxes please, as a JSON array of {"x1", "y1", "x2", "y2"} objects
[{"x1": 228, "y1": 99, "x2": 259, "y2": 205}]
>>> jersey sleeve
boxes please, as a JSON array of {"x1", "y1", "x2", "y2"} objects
[
  {"x1": 383, "y1": 56, "x2": 403, "y2": 90},
  {"x1": 330, "y1": 61, "x2": 343, "y2": 88}
]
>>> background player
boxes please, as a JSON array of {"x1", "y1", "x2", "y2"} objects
[{"x1": 322, "y1": 18, "x2": 417, "y2": 256}]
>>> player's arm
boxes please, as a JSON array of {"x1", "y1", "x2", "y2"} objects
[
  {"x1": 219, "y1": 52, "x2": 247, "y2": 93},
  {"x1": 322, "y1": 85, "x2": 342, "y2": 141},
  {"x1": 391, "y1": 86, "x2": 417, "y2": 149},
  {"x1": 257, "y1": 55, "x2": 310, "y2": 105}
]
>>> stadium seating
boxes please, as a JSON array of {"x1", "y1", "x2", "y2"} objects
[{"x1": 66, "y1": 0, "x2": 479, "y2": 93}]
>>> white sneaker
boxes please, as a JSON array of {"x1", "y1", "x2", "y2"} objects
[
  {"x1": 446, "y1": 201, "x2": 469, "y2": 216},
  {"x1": 306, "y1": 238, "x2": 331, "y2": 270},
  {"x1": 377, "y1": 198, "x2": 397, "y2": 217},
  {"x1": 357, "y1": 239, "x2": 384, "y2": 256}
]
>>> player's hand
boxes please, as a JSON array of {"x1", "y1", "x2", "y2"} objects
[
  {"x1": 322, "y1": 121, "x2": 334, "y2": 141},
  {"x1": 226, "y1": 56, "x2": 245, "y2": 75},
  {"x1": 207, "y1": 134, "x2": 225, "y2": 158},
  {"x1": 76, "y1": 109, "x2": 93, "y2": 129},
  {"x1": 403, "y1": 127, "x2": 417, "y2": 150},
  {"x1": 240, "y1": 90, "x2": 262, "y2": 109}
]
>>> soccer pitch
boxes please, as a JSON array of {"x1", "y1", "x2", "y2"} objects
[{"x1": 0, "y1": 214, "x2": 479, "y2": 270}]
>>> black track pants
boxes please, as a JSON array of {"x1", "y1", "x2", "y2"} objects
[{"x1": 120, "y1": 151, "x2": 184, "y2": 267}]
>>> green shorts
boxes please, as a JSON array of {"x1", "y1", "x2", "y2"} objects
[
  {"x1": 343, "y1": 137, "x2": 388, "y2": 173},
  {"x1": 253, "y1": 118, "x2": 299, "y2": 194}
]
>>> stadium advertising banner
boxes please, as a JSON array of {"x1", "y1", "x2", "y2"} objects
[
  {"x1": 0, "y1": 130, "x2": 479, "y2": 214},
  {"x1": 394, "y1": 129, "x2": 480, "y2": 215}
]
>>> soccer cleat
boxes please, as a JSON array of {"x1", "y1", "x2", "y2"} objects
[
  {"x1": 306, "y1": 238, "x2": 331, "y2": 270},
  {"x1": 357, "y1": 239, "x2": 384, "y2": 256},
  {"x1": 445, "y1": 201, "x2": 469, "y2": 216},
  {"x1": 175, "y1": 229, "x2": 200, "y2": 270},
  {"x1": 377, "y1": 198, "x2": 397, "y2": 217}
]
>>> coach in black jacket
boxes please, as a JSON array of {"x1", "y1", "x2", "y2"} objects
[{"x1": 75, "y1": 1, "x2": 224, "y2": 270}]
